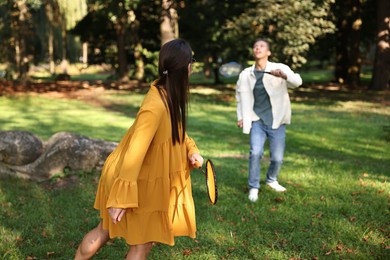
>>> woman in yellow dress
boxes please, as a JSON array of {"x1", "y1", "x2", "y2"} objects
[{"x1": 75, "y1": 39, "x2": 203, "y2": 260}]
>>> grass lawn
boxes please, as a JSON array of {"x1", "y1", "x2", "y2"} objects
[{"x1": 0, "y1": 82, "x2": 389, "y2": 259}]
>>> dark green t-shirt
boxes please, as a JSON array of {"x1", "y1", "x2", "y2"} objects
[{"x1": 253, "y1": 70, "x2": 273, "y2": 126}]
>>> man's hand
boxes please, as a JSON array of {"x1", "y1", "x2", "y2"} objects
[
  {"x1": 237, "y1": 120, "x2": 243, "y2": 128},
  {"x1": 108, "y1": 207, "x2": 126, "y2": 224},
  {"x1": 270, "y1": 69, "x2": 287, "y2": 80}
]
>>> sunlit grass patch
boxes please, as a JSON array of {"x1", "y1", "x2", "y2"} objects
[{"x1": 0, "y1": 86, "x2": 389, "y2": 259}]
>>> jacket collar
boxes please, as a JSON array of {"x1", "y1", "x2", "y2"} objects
[{"x1": 250, "y1": 61, "x2": 271, "y2": 74}]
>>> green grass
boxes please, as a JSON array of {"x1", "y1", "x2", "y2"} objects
[{"x1": 0, "y1": 85, "x2": 389, "y2": 259}]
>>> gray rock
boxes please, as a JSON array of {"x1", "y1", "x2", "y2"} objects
[
  {"x1": 0, "y1": 130, "x2": 43, "y2": 165},
  {"x1": 0, "y1": 131, "x2": 117, "y2": 181}
]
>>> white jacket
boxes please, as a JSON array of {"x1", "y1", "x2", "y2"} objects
[{"x1": 236, "y1": 62, "x2": 302, "y2": 134}]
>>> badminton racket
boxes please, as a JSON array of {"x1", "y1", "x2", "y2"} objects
[{"x1": 195, "y1": 159, "x2": 218, "y2": 205}]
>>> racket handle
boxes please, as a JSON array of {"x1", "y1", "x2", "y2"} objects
[{"x1": 194, "y1": 160, "x2": 201, "y2": 169}]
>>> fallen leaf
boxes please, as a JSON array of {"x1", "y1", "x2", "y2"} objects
[
  {"x1": 312, "y1": 212, "x2": 323, "y2": 218},
  {"x1": 275, "y1": 197, "x2": 284, "y2": 202},
  {"x1": 325, "y1": 250, "x2": 332, "y2": 255},
  {"x1": 183, "y1": 249, "x2": 192, "y2": 256},
  {"x1": 217, "y1": 216, "x2": 225, "y2": 222}
]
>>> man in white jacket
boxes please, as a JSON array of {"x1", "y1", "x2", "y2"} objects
[{"x1": 236, "y1": 38, "x2": 302, "y2": 202}]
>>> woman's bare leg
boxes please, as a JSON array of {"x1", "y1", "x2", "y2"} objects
[
  {"x1": 74, "y1": 221, "x2": 109, "y2": 260},
  {"x1": 125, "y1": 242, "x2": 154, "y2": 260}
]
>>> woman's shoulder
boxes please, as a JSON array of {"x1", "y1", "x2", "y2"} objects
[{"x1": 140, "y1": 85, "x2": 167, "y2": 113}]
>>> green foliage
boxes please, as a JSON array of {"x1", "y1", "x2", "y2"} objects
[
  {"x1": 0, "y1": 84, "x2": 389, "y2": 258},
  {"x1": 139, "y1": 48, "x2": 159, "y2": 83},
  {"x1": 178, "y1": 1, "x2": 252, "y2": 74},
  {"x1": 57, "y1": 0, "x2": 87, "y2": 30},
  {"x1": 224, "y1": 0, "x2": 336, "y2": 68}
]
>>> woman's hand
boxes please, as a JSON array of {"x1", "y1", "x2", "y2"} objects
[
  {"x1": 108, "y1": 207, "x2": 126, "y2": 224},
  {"x1": 189, "y1": 153, "x2": 204, "y2": 168}
]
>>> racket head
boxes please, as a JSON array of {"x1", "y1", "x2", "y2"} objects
[
  {"x1": 205, "y1": 159, "x2": 218, "y2": 205},
  {"x1": 219, "y1": 62, "x2": 242, "y2": 78}
]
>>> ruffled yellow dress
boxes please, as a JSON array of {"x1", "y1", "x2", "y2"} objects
[{"x1": 94, "y1": 84, "x2": 199, "y2": 246}]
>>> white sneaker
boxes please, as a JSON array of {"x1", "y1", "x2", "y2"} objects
[
  {"x1": 248, "y1": 188, "x2": 259, "y2": 202},
  {"x1": 266, "y1": 181, "x2": 286, "y2": 192}
]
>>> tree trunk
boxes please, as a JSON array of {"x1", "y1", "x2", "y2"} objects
[
  {"x1": 334, "y1": 4, "x2": 349, "y2": 84},
  {"x1": 61, "y1": 12, "x2": 68, "y2": 74},
  {"x1": 117, "y1": 24, "x2": 129, "y2": 82},
  {"x1": 48, "y1": 28, "x2": 55, "y2": 74},
  {"x1": 369, "y1": 0, "x2": 390, "y2": 90},
  {"x1": 134, "y1": 42, "x2": 144, "y2": 81},
  {"x1": 160, "y1": 0, "x2": 178, "y2": 45},
  {"x1": 82, "y1": 42, "x2": 88, "y2": 65},
  {"x1": 45, "y1": 1, "x2": 55, "y2": 74},
  {"x1": 347, "y1": 0, "x2": 362, "y2": 88},
  {"x1": 14, "y1": 0, "x2": 29, "y2": 80},
  {"x1": 15, "y1": 38, "x2": 21, "y2": 76},
  {"x1": 130, "y1": 14, "x2": 144, "y2": 81},
  {"x1": 334, "y1": 0, "x2": 364, "y2": 88}
]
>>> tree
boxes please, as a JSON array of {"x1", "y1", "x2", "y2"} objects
[
  {"x1": 333, "y1": 0, "x2": 365, "y2": 88},
  {"x1": 55, "y1": 0, "x2": 87, "y2": 74},
  {"x1": 369, "y1": 0, "x2": 390, "y2": 90},
  {"x1": 10, "y1": 0, "x2": 39, "y2": 80},
  {"x1": 160, "y1": 0, "x2": 178, "y2": 45},
  {"x1": 44, "y1": 0, "x2": 59, "y2": 74},
  {"x1": 73, "y1": 0, "x2": 141, "y2": 82},
  {"x1": 224, "y1": 0, "x2": 336, "y2": 69},
  {"x1": 178, "y1": 1, "x2": 251, "y2": 83}
]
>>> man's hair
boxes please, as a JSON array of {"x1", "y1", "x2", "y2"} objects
[
  {"x1": 155, "y1": 39, "x2": 193, "y2": 145},
  {"x1": 253, "y1": 38, "x2": 270, "y2": 50}
]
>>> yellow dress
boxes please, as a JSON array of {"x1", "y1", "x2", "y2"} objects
[{"x1": 94, "y1": 84, "x2": 199, "y2": 246}]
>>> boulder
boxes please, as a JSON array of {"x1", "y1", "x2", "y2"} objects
[
  {"x1": 0, "y1": 130, "x2": 43, "y2": 165},
  {"x1": 0, "y1": 131, "x2": 117, "y2": 181}
]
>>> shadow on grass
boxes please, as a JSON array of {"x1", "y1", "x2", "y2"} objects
[
  {"x1": 1, "y1": 83, "x2": 389, "y2": 258},
  {"x1": 290, "y1": 84, "x2": 390, "y2": 106},
  {"x1": 186, "y1": 155, "x2": 388, "y2": 259}
]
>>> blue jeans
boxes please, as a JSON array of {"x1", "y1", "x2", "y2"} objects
[{"x1": 248, "y1": 120, "x2": 286, "y2": 189}]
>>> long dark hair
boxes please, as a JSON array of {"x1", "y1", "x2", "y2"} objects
[{"x1": 155, "y1": 39, "x2": 193, "y2": 145}]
